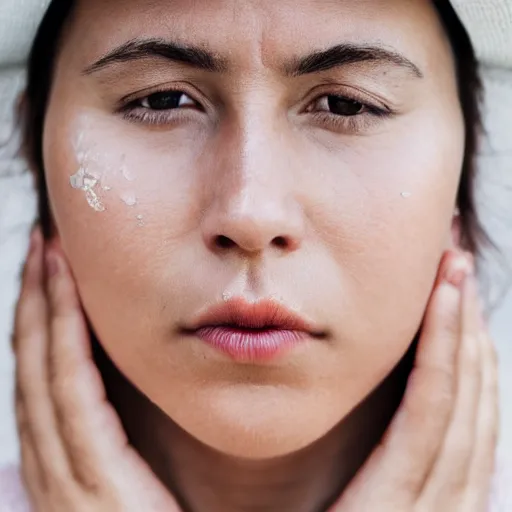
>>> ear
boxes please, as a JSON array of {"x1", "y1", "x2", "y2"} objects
[{"x1": 450, "y1": 207, "x2": 462, "y2": 249}]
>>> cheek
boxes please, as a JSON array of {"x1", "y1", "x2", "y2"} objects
[
  {"x1": 305, "y1": 109, "x2": 464, "y2": 359},
  {"x1": 43, "y1": 113, "x2": 207, "y2": 337}
]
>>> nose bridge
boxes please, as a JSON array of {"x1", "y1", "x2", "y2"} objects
[
  {"x1": 238, "y1": 112, "x2": 285, "y2": 201},
  {"x1": 200, "y1": 107, "x2": 305, "y2": 255}
]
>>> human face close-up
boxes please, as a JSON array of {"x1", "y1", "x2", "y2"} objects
[{"x1": 43, "y1": 0, "x2": 464, "y2": 459}]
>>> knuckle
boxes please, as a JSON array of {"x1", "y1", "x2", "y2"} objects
[
  {"x1": 51, "y1": 375, "x2": 77, "y2": 416},
  {"x1": 48, "y1": 352, "x2": 75, "y2": 392},
  {"x1": 56, "y1": 407, "x2": 79, "y2": 444},
  {"x1": 461, "y1": 334, "x2": 480, "y2": 369},
  {"x1": 46, "y1": 466, "x2": 72, "y2": 496},
  {"x1": 51, "y1": 382, "x2": 81, "y2": 435}
]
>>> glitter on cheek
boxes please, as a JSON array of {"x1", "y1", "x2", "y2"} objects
[
  {"x1": 69, "y1": 123, "x2": 145, "y2": 221},
  {"x1": 69, "y1": 166, "x2": 106, "y2": 212},
  {"x1": 121, "y1": 191, "x2": 138, "y2": 207},
  {"x1": 69, "y1": 126, "x2": 108, "y2": 213},
  {"x1": 400, "y1": 192, "x2": 412, "y2": 199},
  {"x1": 121, "y1": 155, "x2": 136, "y2": 182}
]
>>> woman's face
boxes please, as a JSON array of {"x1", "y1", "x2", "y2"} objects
[{"x1": 44, "y1": 0, "x2": 464, "y2": 458}]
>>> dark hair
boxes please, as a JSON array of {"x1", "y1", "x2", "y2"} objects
[{"x1": 21, "y1": 0, "x2": 489, "y2": 259}]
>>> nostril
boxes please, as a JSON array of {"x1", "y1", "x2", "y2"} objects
[
  {"x1": 215, "y1": 235, "x2": 236, "y2": 249},
  {"x1": 272, "y1": 236, "x2": 288, "y2": 249}
]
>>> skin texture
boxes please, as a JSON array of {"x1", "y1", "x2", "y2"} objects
[
  {"x1": 30, "y1": 0, "x2": 478, "y2": 509},
  {"x1": 14, "y1": 239, "x2": 499, "y2": 512}
]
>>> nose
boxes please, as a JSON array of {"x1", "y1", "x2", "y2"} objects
[
  {"x1": 200, "y1": 129, "x2": 305, "y2": 256},
  {"x1": 202, "y1": 191, "x2": 305, "y2": 255}
]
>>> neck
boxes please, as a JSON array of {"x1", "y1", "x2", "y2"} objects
[{"x1": 95, "y1": 341, "x2": 414, "y2": 512}]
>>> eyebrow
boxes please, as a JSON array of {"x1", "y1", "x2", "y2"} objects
[
  {"x1": 83, "y1": 38, "x2": 228, "y2": 75},
  {"x1": 287, "y1": 43, "x2": 423, "y2": 78},
  {"x1": 83, "y1": 38, "x2": 423, "y2": 79}
]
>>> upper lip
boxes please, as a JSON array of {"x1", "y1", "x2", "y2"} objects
[{"x1": 184, "y1": 298, "x2": 323, "y2": 334}]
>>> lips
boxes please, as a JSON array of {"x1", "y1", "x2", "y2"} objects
[{"x1": 183, "y1": 298, "x2": 323, "y2": 362}]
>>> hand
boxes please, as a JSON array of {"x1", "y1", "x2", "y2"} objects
[
  {"x1": 13, "y1": 229, "x2": 181, "y2": 512},
  {"x1": 331, "y1": 250, "x2": 500, "y2": 512}
]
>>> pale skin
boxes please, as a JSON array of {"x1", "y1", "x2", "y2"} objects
[{"x1": 12, "y1": 0, "x2": 501, "y2": 510}]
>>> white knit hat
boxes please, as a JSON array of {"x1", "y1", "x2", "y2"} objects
[{"x1": 0, "y1": 1, "x2": 510, "y2": 69}]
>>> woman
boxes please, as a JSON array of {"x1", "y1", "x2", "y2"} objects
[{"x1": 3, "y1": 0, "x2": 507, "y2": 510}]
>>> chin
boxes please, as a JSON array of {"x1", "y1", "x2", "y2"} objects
[{"x1": 161, "y1": 384, "x2": 354, "y2": 459}]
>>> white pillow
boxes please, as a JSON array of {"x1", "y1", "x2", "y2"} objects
[
  {"x1": 452, "y1": 0, "x2": 512, "y2": 68},
  {"x1": 0, "y1": 0, "x2": 50, "y2": 69}
]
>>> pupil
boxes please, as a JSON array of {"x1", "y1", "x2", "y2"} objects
[
  {"x1": 327, "y1": 96, "x2": 363, "y2": 116},
  {"x1": 147, "y1": 92, "x2": 183, "y2": 110}
]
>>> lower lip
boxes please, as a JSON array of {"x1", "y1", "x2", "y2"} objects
[{"x1": 194, "y1": 326, "x2": 308, "y2": 362}]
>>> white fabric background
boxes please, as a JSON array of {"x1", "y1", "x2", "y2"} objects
[{"x1": 0, "y1": 0, "x2": 511, "y2": 473}]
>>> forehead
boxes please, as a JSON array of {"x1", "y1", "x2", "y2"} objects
[{"x1": 68, "y1": 0, "x2": 451, "y2": 75}]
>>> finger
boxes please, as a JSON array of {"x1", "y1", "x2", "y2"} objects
[
  {"x1": 46, "y1": 246, "x2": 129, "y2": 490},
  {"x1": 334, "y1": 252, "x2": 472, "y2": 509},
  {"x1": 14, "y1": 229, "x2": 47, "y2": 486},
  {"x1": 13, "y1": 228, "x2": 45, "y2": 350},
  {"x1": 15, "y1": 386, "x2": 44, "y2": 494},
  {"x1": 14, "y1": 229, "x2": 71, "y2": 483},
  {"x1": 419, "y1": 273, "x2": 482, "y2": 504},
  {"x1": 465, "y1": 314, "x2": 500, "y2": 510},
  {"x1": 45, "y1": 248, "x2": 182, "y2": 508}
]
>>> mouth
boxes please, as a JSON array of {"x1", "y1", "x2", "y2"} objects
[{"x1": 181, "y1": 298, "x2": 326, "y2": 363}]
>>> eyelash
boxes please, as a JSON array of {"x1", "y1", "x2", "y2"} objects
[
  {"x1": 120, "y1": 88, "x2": 203, "y2": 126},
  {"x1": 119, "y1": 88, "x2": 393, "y2": 132},
  {"x1": 306, "y1": 94, "x2": 392, "y2": 133}
]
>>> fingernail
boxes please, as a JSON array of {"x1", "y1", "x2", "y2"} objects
[
  {"x1": 444, "y1": 253, "x2": 473, "y2": 288},
  {"x1": 45, "y1": 248, "x2": 60, "y2": 278}
]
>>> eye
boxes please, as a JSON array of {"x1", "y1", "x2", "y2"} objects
[
  {"x1": 304, "y1": 92, "x2": 392, "y2": 134},
  {"x1": 310, "y1": 95, "x2": 366, "y2": 116},
  {"x1": 139, "y1": 91, "x2": 198, "y2": 110},
  {"x1": 120, "y1": 89, "x2": 205, "y2": 126}
]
